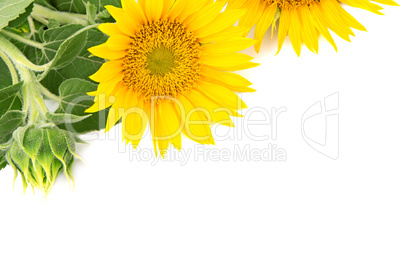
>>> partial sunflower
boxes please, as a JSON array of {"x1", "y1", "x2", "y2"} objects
[
  {"x1": 223, "y1": 0, "x2": 399, "y2": 55},
  {"x1": 86, "y1": 0, "x2": 258, "y2": 157}
]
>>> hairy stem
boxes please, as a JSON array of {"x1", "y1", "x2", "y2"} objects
[
  {"x1": 37, "y1": 83, "x2": 61, "y2": 103},
  {"x1": 0, "y1": 30, "x2": 44, "y2": 50},
  {"x1": 32, "y1": 4, "x2": 88, "y2": 26},
  {"x1": 16, "y1": 62, "x2": 48, "y2": 123},
  {"x1": 0, "y1": 34, "x2": 51, "y2": 72},
  {"x1": 0, "y1": 50, "x2": 19, "y2": 84}
]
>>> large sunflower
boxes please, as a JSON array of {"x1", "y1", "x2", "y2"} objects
[
  {"x1": 86, "y1": 0, "x2": 258, "y2": 157},
  {"x1": 224, "y1": 0, "x2": 399, "y2": 55}
]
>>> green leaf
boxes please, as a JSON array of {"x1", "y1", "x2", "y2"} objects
[
  {"x1": 0, "y1": 110, "x2": 26, "y2": 145},
  {"x1": 57, "y1": 78, "x2": 108, "y2": 134},
  {"x1": 0, "y1": 57, "x2": 13, "y2": 90},
  {"x1": 0, "y1": 0, "x2": 34, "y2": 30},
  {"x1": 52, "y1": 0, "x2": 121, "y2": 14},
  {"x1": 40, "y1": 27, "x2": 108, "y2": 95},
  {"x1": 85, "y1": 2, "x2": 97, "y2": 25},
  {"x1": 7, "y1": 2, "x2": 33, "y2": 28},
  {"x1": 46, "y1": 111, "x2": 91, "y2": 124},
  {"x1": 47, "y1": 19, "x2": 60, "y2": 29},
  {"x1": 0, "y1": 82, "x2": 23, "y2": 116},
  {"x1": 40, "y1": 24, "x2": 88, "y2": 69},
  {"x1": 0, "y1": 150, "x2": 7, "y2": 171},
  {"x1": 34, "y1": 0, "x2": 56, "y2": 10}
]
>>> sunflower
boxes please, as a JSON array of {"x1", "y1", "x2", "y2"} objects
[
  {"x1": 86, "y1": 0, "x2": 258, "y2": 157},
  {"x1": 224, "y1": 0, "x2": 399, "y2": 55}
]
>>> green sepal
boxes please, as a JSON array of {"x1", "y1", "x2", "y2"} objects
[
  {"x1": 12, "y1": 125, "x2": 31, "y2": 149},
  {"x1": 22, "y1": 126, "x2": 44, "y2": 158}
]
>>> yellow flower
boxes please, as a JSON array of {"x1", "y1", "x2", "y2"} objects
[
  {"x1": 224, "y1": 0, "x2": 399, "y2": 55},
  {"x1": 86, "y1": 0, "x2": 258, "y2": 157}
]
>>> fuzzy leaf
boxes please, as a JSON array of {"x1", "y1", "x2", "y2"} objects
[
  {"x1": 0, "y1": 110, "x2": 26, "y2": 145},
  {"x1": 40, "y1": 24, "x2": 88, "y2": 69},
  {"x1": 46, "y1": 112, "x2": 91, "y2": 124},
  {"x1": 40, "y1": 27, "x2": 108, "y2": 95},
  {"x1": 57, "y1": 78, "x2": 108, "y2": 134},
  {"x1": 34, "y1": 0, "x2": 56, "y2": 10},
  {"x1": 0, "y1": 151, "x2": 7, "y2": 171},
  {"x1": 0, "y1": 0, "x2": 34, "y2": 30},
  {"x1": 0, "y1": 55, "x2": 13, "y2": 89},
  {"x1": 7, "y1": 2, "x2": 33, "y2": 28},
  {"x1": 0, "y1": 82, "x2": 23, "y2": 116},
  {"x1": 52, "y1": 0, "x2": 121, "y2": 14}
]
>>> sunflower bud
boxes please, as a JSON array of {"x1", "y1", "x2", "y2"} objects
[{"x1": 6, "y1": 125, "x2": 80, "y2": 194}]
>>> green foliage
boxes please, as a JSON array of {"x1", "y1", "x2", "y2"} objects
[
  {"x1": 57, "y1": 78, "x2": 108, "y2": 134},
  {"x1": 52, "y1": 0, "x2": 121, "y2": 14},
  {"x1": 0, "y1": 111, "x2": 26, "y2": 145},
  {"x1": 0, "y1": 0, "x2": 34, "y2": 30},
  {"x1": 0, "y1": 82, "x2": 23, "y2": 116},
  {"x1": 0, "y1": 58, "x2": 13, "y2": 89},
  {"x1": 40, "y1": 24, "x2": 88, "y2": 69},
  {"x1": 8, "y1": 3, "x2": 34, "y2": 28},
  {"x1": 40, "y1": 26, "x2": 108, "y2": 94},
  {"x1": 0, "y1": 0, "x2": 122, "y2": 194}
]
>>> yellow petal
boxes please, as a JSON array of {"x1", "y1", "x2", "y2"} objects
[
  {"x1": 298, "y1": 5, "x2": 319, "y2": 54},
  {"x1": 185, "y1": 1, "x2": 226, "y2": 31},
  {"x1": 106, "y1": 35, "x2": 133, "y2": 51},
  {"x1": 195, "y1": 9, "x2": 246, "y2": 38},
  {"x1": 201, "y1": 53, "x2": 255, "y2": 69},
  {"x1": 88, "y1": 44, "x2": 126, "y2": 60},
  {"x1": 202, "y1": 37, "x2": 256, "y2": 54},
  {"x1": 97, "y1": 23, "x2": 124, "y2": 36},
  {"x1": 89, "y1": 59, "x2": 124, "y2": 82},
  {"x1": 145, "y1": 0, "x2": 163, "y2": 21},
  {"x1": 276, "y1": 8, "x2": 290, "y2": 55},
  {"x1": 288, "y1": 8, "x2": 302, "y2": 56},
  {"x1": 160, "y1": 101, "x2": 182, "y2": 150},
  {"x1": 309, "y1": 3, "x2": 338, "y2": 51},
  {"x1": 198, "y1": 26, "x2": 249, "y2": 43},
  {"x1": 254, "y1": 4, "x2": 277, "y2": 53},
  {"x1": 177, "y1": 95, "x2": 214, "y2": 145},
  {"x1": 186, "y1": 90, "x2": 234, "y2": 127},
  {"x1": 121, "y1": 0, "x2": 147, "y2": 24}
]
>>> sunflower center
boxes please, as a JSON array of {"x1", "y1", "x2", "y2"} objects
[
  {"x1": 145, "y1": 46, "x2": 177, "y2": 76},
  {"x1": 123, "y1": 19, "x2": 201, "y2": 101},
  {"x1": 263, "y1": 0, "x2": 318, "y2": 9}
]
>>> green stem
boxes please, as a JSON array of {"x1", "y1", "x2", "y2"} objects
[
  {"x1": 0, "y1": 30, "x2": 44, "y2": 50},
  {"x1": 27, "y1": 16, "x2": 36, "y2": 37},
  {"x1": 16, "y1": 62, "x2": 48, "y2": 123},
  {"x1": 0, "y1": 34, "x2": 51, "y2": 72},
  {"x1": 30, "y1": 12, "x2": 49, "y2": 26},
  {"x1": 32, "y1": 4, "x2": 88, "y2": 25},
  {"x1": 0, "y1": 50, "x2": 19, "y2": 84},
  {"x1": 37, "y1": 83, "x2": 61, "y2": 103}
]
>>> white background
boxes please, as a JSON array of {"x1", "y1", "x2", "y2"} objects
[{"x1": 1, "y1": 5, "x2": 402, "y2": 253}]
